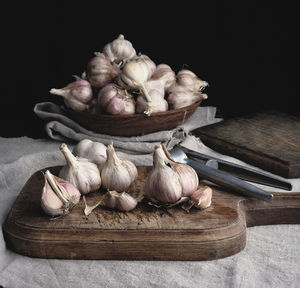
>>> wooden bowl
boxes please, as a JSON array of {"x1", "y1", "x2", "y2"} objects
[{"x1": 66, "y1": 101, "x2": 202, "y2": 136}]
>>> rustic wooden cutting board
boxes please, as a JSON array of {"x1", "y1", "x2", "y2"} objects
[
  {"x1": 194, "y1": 110, "x2": 300, "y2": 178},
  {"x1": 3, "y1": 166, "x2": 300, "y2": 261}
]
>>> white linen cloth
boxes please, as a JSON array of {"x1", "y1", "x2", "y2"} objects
[{"x1": 1, "y1": 106, "x2": 299, "y2": 287}]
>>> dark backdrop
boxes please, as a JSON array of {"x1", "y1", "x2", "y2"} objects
[{"x1": 2, "y1": 1, "x2": 299, "y2": 138}]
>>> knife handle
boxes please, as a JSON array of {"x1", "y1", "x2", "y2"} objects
[{"x1": 187, "y1": 158, "x2": 273, "y2": 202}]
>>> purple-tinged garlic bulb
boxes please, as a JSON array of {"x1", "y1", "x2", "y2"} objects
[
  {"x1": 177, "y1": 69, "x2": 208, "y2": 92},
  {"x1": 49, "y1": 76, "x2": 93, "y2": 112},
  {"x1": 41, "y1": 170, "x2": 81, "y2": 217},
  {"x1": 97, "y1": 83, "x2": 135, "y2": 115},
  {"x1": 86, "y1": 53, "x2": 120, "y2": 88},
  {"x1": 103, "y1": 34, "x2": 136, "y2": 65}
]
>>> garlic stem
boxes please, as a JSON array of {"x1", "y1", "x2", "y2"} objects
[
  {"x1": 49, "y1": 88, "x2": 68, "y2": 98},
  {"x1": 45, "y1": 170, "x2": 68, "y2": 204},
  {"x1": 60, "y1": 143, "x2": 78, "y2": 167},
  {"x1": 106, "y1": 144, "x2": 121, "y2": 166}
]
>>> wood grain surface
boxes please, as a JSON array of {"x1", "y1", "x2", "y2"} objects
[
  {"x1": 194, "y1": 110, "x2": 300, "y2": 178},
  {"x1": 3, "y1": 166, "x2": 300, "y2": 261}
]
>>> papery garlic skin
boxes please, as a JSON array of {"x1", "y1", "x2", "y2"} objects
[
  {"x1": 168, "y1": 84, "x2": 207, "y2": 109},
  {"x1": 177, "y1": 70, "x2": 208, "y2": 92},
  {"x1": 97, "y1": 83, "x2": 135, "y2": 115},
  {"x1": 191, "y1": 186, "x2": 212, "y2": 209},
  {"x1": 144, "y1": 145, "x2": 182, "y2": 203},
  {"x1": 41, "y1": 170, "x2": 81, "y2": 217},
  {"x1": 49, "y1": 76, "x2": 93, "y2": 112},
  {"x1": 136, "y1": 79, "x2": 168, "y2": 114},
  {"x1": 72, "y1": 139, "x2": 107, "y2": 168},
  {"x1": 169, "y1": 161, "x2": 199, "y2": 197},
  {"x1": 104, "y1": 190, "x2": 137, "y2": 212},
  {"x1": 151, "y1": 64, "x2": 176, "y2": 91},
  {"x1": 87, "y1": 53, "x2": 120, "y2": 88},
  {"x1": 103, "y1": 34, "x2": 136, "y2": 64},
  {"x1": 100, "y1": 144, "x2": 138, "y2": 192},
  {"x1": 59, "y1": 143, "x2": 101, "y2": 194}
]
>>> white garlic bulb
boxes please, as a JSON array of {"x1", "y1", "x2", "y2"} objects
[
  {"x1": 177, "y1": 69, "x2": 208, "y2": 92},
  {"x1": 104, "y1": 190, "x2": 137, "y2": 212},
  {"x1": 132, "y1": 54, "x2": 156, "y2": 77},
  {"x1": 103, "y1": 34, "x2": 136, "y2": 64},
  {"x1": 168, "y1": 84, "x2": 208, "y2": 109},
  {"x1": 100, "y1": 144, "x2": 138, "y2": 192},
  {"x1": 86, "y1": 53, "x2": 120, "y2": 88},
  {"x1": 117, "y1": 56, "x2": 156, "y2": 103},
  {"x1": 41, "y1": 170, "x2": 81, "y2": 216},
  {"x1": 49, "y1": 75, "x2": 93, "y2": 112},
  {"x1": 144, "y1": 145, "x2": 182, "y2": 203},
  {"x1": 151, "y1": 64, "x2": 176, "y2": 91},
  {"x1": 59, "y1": 143, "x2": 101, "y2": 194},
  {"x1": 97, "y1": 83, "x2": 135, "y2": 115},
  {"x1": 136, "y1": 79, "x2": 168, "y2": 114},
  {"x1": 72, "y1": 139, "x2": 107, "y2": 168}
]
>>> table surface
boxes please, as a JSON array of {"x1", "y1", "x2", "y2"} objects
[{"x1": 0, "y1": 136, "x2": 299, "y2": 288}]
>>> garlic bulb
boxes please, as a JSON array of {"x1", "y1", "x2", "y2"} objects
[
  {"x1": 72, "y1": 139, "x2": 107, "y2": 168},
  {"x1": 144, "y1": 145, "x2": 182, "y2": 203},
  {"x1": 41, "y1": 170, "x2": 81, "y2": 216},
  {"x1": 104, "y1": 190, "x2": 137, "y2": 212},
  {"x1": 86, "y1": 52, "x2": 120, "y2": 88},
  {"x1": 117, "y1": 56, "x2": 156, "y2": 103},
  {"x1": 177, "y1": 69, "x2": 208, "y2": 92},
  {"x1": 191, "y1": 186, "x2": 212, "y2": 209},
  {"x1": 151, "y1": 64, "x2": 176, "y2": 91},
  {"x1": 132, "y1": 54, "x2": 156, "y2": 77},
  {"x1": 100, "y1": 144, "x2": 138, "y2": 192},
  {"x1": 136, "y1": 79, "x2": 168, "y2": 114},
  {"x1": 168, "y1": 84, "x2": 208, "y2": 109},
  {"x1": 97, "y1": 83, "x2": 135, "y2": 115},
  {"x1": 103, "y1": 34, "x2": 136, "y2": 65},
  {"x1": 59, "y1": 143, "x2": 101, "y2": 194},
  {"x1": 49, "y1": 76, "x2": 93, "y2": 112}
]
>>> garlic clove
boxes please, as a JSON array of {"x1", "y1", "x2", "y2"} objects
[
  {"x1": 151, "y1": 64, "x2": 176, "y2": 91},
  {"x1": 103, "y1": 34, "x2": 136, "y2": 65},
  {"x1": 144, "y1": 145, "x2": 182, "y2": 203},
  {"x1": 104, "y1": 190, "x2": 137, "y2": 212},
  {"x1": 41, "y1": 170, "x2": 81, "y2": 217},
  {"x1": 100, "y1": 144, "x2": 138, "y2": 192},
  {"x1": 72, "y1": 139, "x2": 107, "y2": 168},
  {"x1": 59, "y1": 143, "x2": 101, "y2": 194},
  {"x1": 191, "y1": 186, "x2": 213, "y2": 209}
]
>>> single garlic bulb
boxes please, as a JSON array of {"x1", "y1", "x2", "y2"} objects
[
  {"x1": 144, "y1": 145, "x2": 182, "y2": 203},
  {"x1": 151, "y1": 64, "x2": 176, "y2": 91},
  {"x1": 49, "y1": 75, "x2": 93, "y2": 112},
  {"x1": 97, "y1": 83, "x2": 135, "y2": 115},
  {"x1": 59, "y1": 143, "x2": 101, "y2": 194},
  {"x1": 41, "y1": 170, "x2": 81, "y2": 216},
  {"x1": 168, "y1": 84, "x2": 208, "y2": 109},
  {"x1": 117, "y1": 56, "x2": 156, "y2": 103},
  {"x1": 177, "y1": 69, "x2": 208, "y2": 92},
  {"x1": 136, "y1": 79, "x2": 168, "y2": 114},
  {"x1": 86, "y1": 52, "x2": 120, "y2": 88},
  {"x1": 104, "y1": 190, "x2": 137, "y2": 212},
  {"x1": 103, "y1": 34, "x2": 136, "y2": 65},
  {"x1": 132, "y1": 54, "x2": 156, "y2": 77},
  {"x1": 72, "y1": 139, "x2": 107, "y2": 168},
  {"x1": 191, "y1": 185, "x2": 212, "y2": 209},
  {"x1": 100, "y1": 144, "x2": 138, "y2": 192}
]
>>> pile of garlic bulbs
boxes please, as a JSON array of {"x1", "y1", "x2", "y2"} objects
[
  {"x1": 41, "y1": 139, "x2": 138, "y2": 217},
  {"x1": 50, "y1": 34, "x2": 208, "y2": 116}
]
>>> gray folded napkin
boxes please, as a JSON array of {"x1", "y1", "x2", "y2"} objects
[{"x1": 34, "y1": 102, "x2": 222, "y2": 154}]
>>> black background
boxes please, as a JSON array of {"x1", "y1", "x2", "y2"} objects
[{"x1": 2, "y1": 1, "x2": 299, "y2": 138}]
